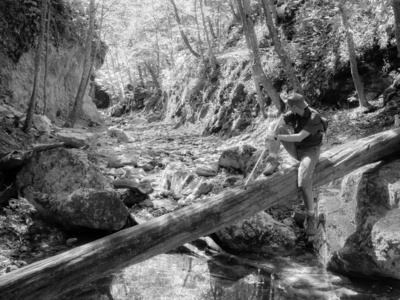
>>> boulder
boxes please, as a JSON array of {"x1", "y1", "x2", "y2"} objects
[
  {"x1": 195, "y1": 163, "x2": 219, "y2": 177},
  {"x1": 55, "y1": 128, "x2": 98, "y2": 149},
  {"x1": 319, "y1": 159, "x2": 400, "y2": 280},
  {"x1": 118, "y1": 190, "x2": 148, "y2": 207},
  {"x1": 112, "y1": 178, "x2": 154, "y2": 195},
  {"x1": 107, "y1": 126, "x2": 131, "y2": 143},
  {"x1": 57, "y1": 189, "x2": 129, "y2": 231},
  {"x1": 218, "y1": 144, "x2": 257, "y2": 173},
  {"x1": 130, "y1": 118, "x2": 147, "y2": 125},
  {"x1": 215, "y1": 211, "x2": 297, "y2": 255},
  {"x1": 0, "y1": 105, "x2": 15, "y2": 119},
  {"x1": 245, "y1": 148, "x2": 270, "y2": 179},
  {"x1": 32, "y1": 114, "x2": 51, "y2": 134},
  {"x1": 16, "y1": 148, "x2": 123, "y2": 230},
  {"x1": 17, "y1": 148, "x2": 110, "y2": 198}
]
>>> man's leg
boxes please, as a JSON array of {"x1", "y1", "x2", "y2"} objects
[
  {"x1": 263, "y1": 126, "x2": 298, "y2": 175},
  {"x1": 298, "y1": 147, "x2": 321, "y2": 236}
]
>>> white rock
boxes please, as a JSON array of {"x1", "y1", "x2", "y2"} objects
[{"x1": 32, "y1": 114, "x2": 52, "y2": 134}]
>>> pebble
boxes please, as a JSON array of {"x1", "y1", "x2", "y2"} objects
[
  {"x1": 66, "y1": 238, "x2": 78, "y2": 246},
  {"x1": 6, "y1": 265, "x2": 18, "y2": 273}
]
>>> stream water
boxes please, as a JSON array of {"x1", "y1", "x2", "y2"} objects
[
  {"x1": 55, "y1": 122, "x2": 400, "y2": 300},
  {"x1": 61, "y1": 248, "x2": 400, "y2": 300}
]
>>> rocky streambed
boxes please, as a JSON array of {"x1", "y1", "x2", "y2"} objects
[{"x1": 1, "y1": 106, "x2": 400, "y2": 299}]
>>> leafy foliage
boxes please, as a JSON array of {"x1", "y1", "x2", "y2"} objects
[
  {"x1": 0, "y1": 0, "x2": 95, "y2": 63},
  {"x1": 290, "y1": 0, "x2": 394, "y2": 104}
]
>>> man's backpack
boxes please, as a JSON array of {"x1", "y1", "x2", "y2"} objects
[
  {"x1": 319, "y1": 115, "x2": 329, "y2": 142},
  {"x1": 320, "y1": 116, "x2": 329, "y2": 133},
  {"x1": 310, "y1": 107, "x2": 329, "y2": 141}
]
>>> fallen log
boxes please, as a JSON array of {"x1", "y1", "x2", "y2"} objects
[
  {"x1": 0, "y1": 142, "x2": 64, "y2": 171},
  {"x1": 1, "y1": 128, "x2": 400, "y2": 300}
]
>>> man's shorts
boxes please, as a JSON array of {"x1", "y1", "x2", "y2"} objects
[{"x1": 277, "y1": 126, "x2": 321, "y2": 188}]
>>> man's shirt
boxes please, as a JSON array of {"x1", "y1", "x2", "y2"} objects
[{"x1": 283, "y1": 107, "x2": 324, "y2": 148}]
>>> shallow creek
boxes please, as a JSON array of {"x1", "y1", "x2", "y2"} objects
[
  {"x1": 60, "y1": 119, "x2": 400, "y2": 300},
  {"x1": 61, "y1": 249, "x2": 400, "y2": 299}
]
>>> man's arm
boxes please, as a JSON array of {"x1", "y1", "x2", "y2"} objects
[{"x1": 266, "y1": 130, "x2": 310, "y2": 142}]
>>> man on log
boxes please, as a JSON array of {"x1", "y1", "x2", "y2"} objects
[{"x1": 264, "y1": 93, "x2": 327, "y2": 236}]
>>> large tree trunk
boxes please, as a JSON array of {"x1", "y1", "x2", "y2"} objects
[
  {"x1": 137, "y1": 64, "x2": 145, "y2": 87},
  {"x1": 228, "y1": 0, "x2": 240, "y2": 22},
  {"x1": 144, "y1": 62, "x2": 160, "y2": 90},
  {"x1": 194, "y1": 0, "x2": 206, "y2": 63},
  {"x1": 1, "y1": 128, "x2": 400, "y2": 300},
  {"x1": 200, "y1": 0, "x2": 217, "y2": 71},
  {"x1": 64, "y1": 0, "x2": 96, "y2": 127},
  {"x1": 207, "y1": 16, "x2": 217, "y2": 40},
  {"x1": 339, "y1": 1, "x2": 368, "y2": 108},
  {"x1": 22, "y1": 0, "x2": 48, "y2": 132},
  {"x1": 108, "y1": 50, "x2": 125, "y2": 102},
  {"x1": 262, "y1": 0, "x2": 304, "y2": 95},
  {"x1": 42, "y1": 0, "x2": 51, "y2": 115},
  {"x1": 393, "y1": 0, "x2": 400, "y2": 57},
  {"x1": 236, "y1": 0, "x2": 283, "y2": 115},
  {"x1": 169, "y1": 0, "x2": 201, "y2": 58}
]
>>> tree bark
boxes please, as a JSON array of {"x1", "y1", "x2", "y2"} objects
[
  {"x1": 262, "y1": 0, "x2": 304, "y2": 95},
  {"x1": 169, "y1": 0, "x2": 201, "y2": 58},
  {"x1": 43, "y1": 0, "x2": 51, "y2": 115},
  {"x1": 393, "y1": 0, "x2": 400, "y2": 57},
  {"x1": 228, "y1": 0, "x2": 240, "y2": 22},
  {"x1": 194, "y1": 0, "x2": 206, "y2": 63},
  {"x1": 109, "y1": 49, "x2": 125, "y2": 102},
  {"x1": 105, "y1": 56, "x2": 116, "y2": 105},
  {"x1": 236, "y1": 0, "x2": 283, "y2": 115},
  {"x1": 64, "y1": 0, "x2": 96, "y2": 127},
  {"x1": 207, "y1": 16, "x2": 217, "y2": 40},
  {"x1": 22, "y1": 0, "x2": 48, "y2": 132},
  {"x1": 200, "y1": 0, "x2": 217, "y2": 71},
  {"x1": 137, "y1": 65, "x2": 145, "y2": 87},
  {"x1": 144, "y1": 62, "x2": 160, "y2": 90},
  {"x1": 1, "y1": 128, "x2": 400, "y2": 300},
  {"x1": 339, "y1": 1, "x2": 368, "y2": 108}
]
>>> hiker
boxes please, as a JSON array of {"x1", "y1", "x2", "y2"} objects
[{"x1": 264, "y1": 93, "x2": 326, "y2": 236}]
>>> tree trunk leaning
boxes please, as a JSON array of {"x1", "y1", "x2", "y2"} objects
[
  {"x1": 64, "y1": 0, "x2": 96, "y2": 128},
  {"x1": 228, "y1": 0, "x2": 241, "y2": 21},
  {"x1": 200, "y1": 0, "x2": 217, "y2": 71},
  {"x1": 262, "y1": 0, "x2": 304, "y2": 95},
  {"x1": 169, "y1": 0, "x2": 201, "y2": 58},
  {"x1": 339, "y1": 1, "x2": 368, "y2": 108},
  {"x1": 236, "y1": 0, "x2": 283, "y2": 115},
  {"x1": 43, "y1": 0, "x2": 51, "y2": 115},
  {"x1": 393, "y1": 0, "x2": 400, "y2": 58},
  {"x1": 1, "y1": 128, "x2": 400, "y2": 300},
  {"x1": 144, "y1": 62, "x2": 160, "y2": 90},
  {"x1": 22, "y1": 0, "x2": 48, "y2": 132},
  {"x1": 194, "y1": 0, "x2": 206, "y2": 63}
]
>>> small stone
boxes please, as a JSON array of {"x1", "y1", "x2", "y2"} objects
[
  {"x1": 66, "y1": 238, "x2": 78, "y2": 246},
  {"x1": 6, "y1": 265, "x2": 19, "y2": 273},
  {"x1": 223, "y1": 176, "x2": 240, "y2": 187},
  {"x1": 141, "y1": 199, "x2": 154, "y2": 207},
  {"x1": 177, "y1": 199, "x2": 188, "y2": 206},
  {"x1": 20, "y1": 246, "x2": 29, "y2": 252},
  {"x1": 107, "y1": 159, "x2": 124, "y2": 168},
  {"x1": 15, "y1": 260, "x2": 28, "y2": 267}
]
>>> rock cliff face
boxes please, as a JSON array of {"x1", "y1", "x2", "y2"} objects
[
  {"x1": 319, "y1": 159, "x2": 400, "y2": 280},
  {"x1": 0, "y1": 43, "x2": 102, "y2": 125}
]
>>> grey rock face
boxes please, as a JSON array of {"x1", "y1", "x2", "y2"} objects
[{"x1": 319, "y1": 159, "x2": 400, "y2": 280}]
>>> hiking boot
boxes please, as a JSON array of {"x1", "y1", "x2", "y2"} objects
[
  {"x1": 305, "y1": 214, "x2": 318, "y2": 236},
  {"x1": 263, "y1": 156, "x2": 278, "y2": 176}
]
